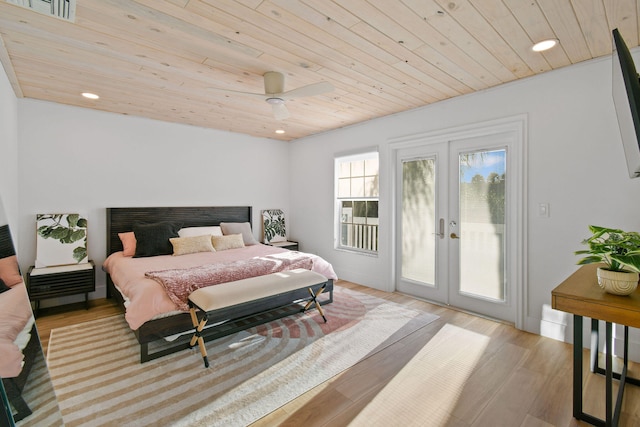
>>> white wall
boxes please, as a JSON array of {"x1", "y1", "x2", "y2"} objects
[
  {"x1": 16, "y1": 100, "x2": 290, "y2": 304},
  {"x1": 290, "y1": 53, "x2": 640, "y2": 340},
  {"x1": 0, "y1": 61, "x2": 19, "y2": 239}
]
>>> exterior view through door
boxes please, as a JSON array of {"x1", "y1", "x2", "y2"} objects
[{"x1": 394, "y1": 119, "x2": 525, "y2": 325}]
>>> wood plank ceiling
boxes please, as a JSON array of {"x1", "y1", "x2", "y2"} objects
[{"x1": 0, "y1": 0, "x2": 638, "y2": 141}]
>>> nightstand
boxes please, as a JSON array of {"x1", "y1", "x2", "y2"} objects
[
  {"x1": 26, "y1": 260, "x2": 95, "y2": 315},
  {"x1": 266, "y1": 241, "x2": 299, "y2": 251}
]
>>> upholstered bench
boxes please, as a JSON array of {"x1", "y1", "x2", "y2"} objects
[{"x1": 188, "y1": 268, "x2": 329, "y2": 368}]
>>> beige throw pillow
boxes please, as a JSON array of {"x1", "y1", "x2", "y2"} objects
[
  {"x1": 211, "y1": 234, "x2": 245, "y2": 251},
  {"x1": 170, "y1": 235, "x2": 215, "y2": 256}
]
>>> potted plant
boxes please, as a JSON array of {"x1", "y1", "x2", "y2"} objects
[{"x1": 575, "y1": 225, "x2": 640, "y2": 295}]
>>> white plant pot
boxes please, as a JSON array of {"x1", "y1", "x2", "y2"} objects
[{"x1": 597, "y1": 267, "x2": 640, "y2": 295}]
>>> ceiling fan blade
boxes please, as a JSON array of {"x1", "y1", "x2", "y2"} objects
[
  {"x1": 207, "y1": 87, "x2": 266, "y2": 99},
  {"x1": 271, "y1": 102, "x2": 290, "y2": 120},
  {"x1": 280, "y1": 81, "x2": 334, "y2": 100}
]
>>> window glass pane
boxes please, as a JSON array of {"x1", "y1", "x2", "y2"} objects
[
  {"x1": 365, "y1": 158, "x2": 379, "y2": 176},
  {"x1": 458, "y1": 149, "x2": 506, "y2": 301},
  {"x1": 364, "y1": 176, "x2": 377, "y2": 197},
  {"x1": 353, "y1": 201, "x2": 366, "y2": 218},
  {"x1": 402, "y1": 159, "x2": 436, "y2": 284},
  {"x1": 351, "y1": 160, "x2": 365, "y2": 177},
  {"x1": 340, "y1": 201, "x2": 352, "y2": 223},
  {"x1": 351, "y1": 177, "x2": 365, "y2": 197},
  {"x1": 341, "y1": 224, "x2": 352, "y2": 246},
  {"x1": 338, "y1": 162, "x2": 351, "y2": 178},
  {"x1": 338, "y1": 178, "x2": 351, "y2": 198},
  {"x1": 366, "y1": 201, "x2": 378, "y2": 219}
]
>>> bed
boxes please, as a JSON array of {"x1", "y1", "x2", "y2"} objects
[
  {"x1": 0, "y1": 283, "x2": 40, "y2": 422},
  {"x1": 0, "y1": 223, "x2": 40, "y2": 421},
  {"x1": 104, "y1": 206, "x2": 337, "y2": 362}
]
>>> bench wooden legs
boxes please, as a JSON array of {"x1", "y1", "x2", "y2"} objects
[
  {"x1": 189, "y1": 307, "x2": 210, "y2": 368},
  {"x1": 304, "y1": 285, "x2": 327, "y2": 323}
]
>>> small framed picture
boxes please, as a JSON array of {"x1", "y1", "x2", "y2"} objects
[
  {"x1": 261, "y1": 209, "x2": 286, "y2": 243},
  {"x1": 35, "y1": 213, "x2": 88, "y2": 267}
]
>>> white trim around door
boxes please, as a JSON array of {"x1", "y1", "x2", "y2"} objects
[{"x1": 389, "y1": 115, "x2": 528, "y2": 329}]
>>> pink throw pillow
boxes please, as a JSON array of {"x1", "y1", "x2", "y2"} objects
[
  {"x1": 119, "y1": 232, "x2": 137, "y2": 257},
  {"x1": 0, "y1": 256, "x2": 23, "y2": 286}
]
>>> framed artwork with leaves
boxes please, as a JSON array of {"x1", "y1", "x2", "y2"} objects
[
  {"x1": 35, "y1": 213, "x2": 88, "y2": 267},
  {"x1": 261, "y1": 209, "x2": 286, "y2": 243}
]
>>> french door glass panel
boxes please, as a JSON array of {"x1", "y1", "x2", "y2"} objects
[
  {"x1": 458, "y1": 149, "x2": 507, "y2": 302},
  {"x1": 396, "y1": 143, "x2": 448, "y2": 303},
  {"x1": 401, "y1": 158, "x2": 436, "y2": 285}
]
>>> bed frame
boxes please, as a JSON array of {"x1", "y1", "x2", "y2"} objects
[{"x1": 105, "y1": 206, "x2": 334, "y2": 363}]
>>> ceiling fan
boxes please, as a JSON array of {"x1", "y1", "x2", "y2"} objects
[{"x1": 211, "y1": 71, "x2": 334, "y2": 120}]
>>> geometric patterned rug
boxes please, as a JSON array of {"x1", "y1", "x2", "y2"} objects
[{"x1": 47, "y1": 286, "x2": 438, "y2": 427}]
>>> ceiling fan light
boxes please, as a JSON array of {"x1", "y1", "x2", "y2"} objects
[{"x1": 266, "y1": 97, "x2": 285, "y2": 105}]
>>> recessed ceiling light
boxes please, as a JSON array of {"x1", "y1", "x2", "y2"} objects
[
  {"x1": 82, "y1": 92, "x2": 99, "y2": 100},
  {"x1": 275, "y1": 129, "x2": 286, "y2": 134},
  {"x1": 532, "y1": 39, "x2": 558, "y2": 52}
]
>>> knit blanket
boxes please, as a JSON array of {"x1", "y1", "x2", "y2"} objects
[{"x1": 145, "y1": 253, "x2": 314, "y2": 311}]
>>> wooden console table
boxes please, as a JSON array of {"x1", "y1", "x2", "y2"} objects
[{"x1": 552, "y1": 263, "x2": 640, "y2": 426}]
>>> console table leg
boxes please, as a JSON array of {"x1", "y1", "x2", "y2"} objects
[
  {"x1": 574, "y1": 314, "x2": 583, "y2": 419},
  {"x1": 606, "y1": 321, "x2": 613, "y2": 426}
]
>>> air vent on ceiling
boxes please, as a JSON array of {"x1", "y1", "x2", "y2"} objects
[{"x1": 7, "y1": 0, "x2": 75, "y2": 22}]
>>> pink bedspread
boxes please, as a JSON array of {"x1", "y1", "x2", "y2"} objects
[
  {"x1": 0, "y1": 283, "x2": 33, "y2": 378},
  {"x1": 103, "y1": 244, "x2": 337, "y2": 330}
]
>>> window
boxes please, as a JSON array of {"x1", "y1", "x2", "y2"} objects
[{"x1": 335, "y1": 151, "x2": 379, "y2": 253}]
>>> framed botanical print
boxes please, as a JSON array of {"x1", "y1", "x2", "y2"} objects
[
  {"x1": 35, "y1": 213, "x2": 88, "y2": 267},
  {"x1": 261, "y1": 209, "x2": 286, "y2": 243}
]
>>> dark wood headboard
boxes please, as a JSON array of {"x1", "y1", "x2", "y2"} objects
[
  {"x1": 0, "y1": 224, "x2": 16, "y2": 259},
  {"x1": 106, "y1": 206, "x2": 252, "y2": 257}
]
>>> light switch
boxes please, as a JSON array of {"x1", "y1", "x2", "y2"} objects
[{"x1": 538, "y1": 203, "x2": 550, "y2": 217}]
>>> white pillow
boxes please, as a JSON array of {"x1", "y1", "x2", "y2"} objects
[{"x1": 178, "y1": 226, "x2": 223, "y2": 238}]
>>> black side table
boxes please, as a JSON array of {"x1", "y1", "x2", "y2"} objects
[
  {"x1": 26, "y1": 260, "x2": 95, "y2": 315},
  {"x1": 265, "y1": 241, "x2": 299, "y2": 251}
]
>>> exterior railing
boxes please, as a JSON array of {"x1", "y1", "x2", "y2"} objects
[{"x1": 341, "y1": 223, "x2": 378, "y2": 252}]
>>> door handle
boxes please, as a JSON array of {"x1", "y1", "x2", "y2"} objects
[{"x1": 450, "y1": 232, "x2": 460, "y2": 239}]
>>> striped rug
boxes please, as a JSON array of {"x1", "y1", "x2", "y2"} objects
[
  {"x1": 14, "y1": 348, "x2": 64, "y2": 427},
  {"x1": 47, "y1": 286, "x2": 438, "y2": 427}
]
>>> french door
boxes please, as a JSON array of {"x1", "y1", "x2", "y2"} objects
[{"x1": 395, "y1": 128, "x2": 522, "y2": 324}]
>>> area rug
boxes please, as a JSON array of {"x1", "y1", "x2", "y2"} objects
[
  {"x1": 14, "y1": 349, "x2": 64, "y2": 427},
  {"x1": 46, "y1": 286, "x2": 438, "y2": 427}
]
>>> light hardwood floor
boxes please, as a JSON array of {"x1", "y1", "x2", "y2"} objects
[{"x1": 35, "y1": 280, "x2": 640, "y2": 426}]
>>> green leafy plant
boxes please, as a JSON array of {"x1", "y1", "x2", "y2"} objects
[
  {"x1": 575, "y1": 225, "x2": 640, "y2": 272},
  {"x1": 37, "y1": 214, "x2": 87, "y2": 263}
]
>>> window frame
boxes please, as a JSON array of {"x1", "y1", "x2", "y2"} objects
[{"x1": 334, "y1": 149, "x2": 379, "y2": 255}]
